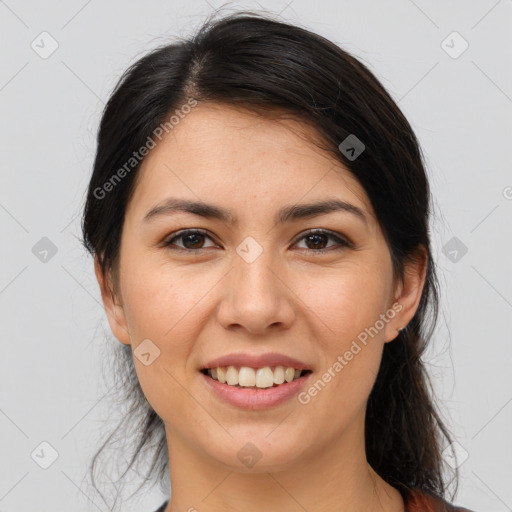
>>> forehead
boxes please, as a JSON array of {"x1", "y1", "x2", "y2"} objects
[{"x1": 126, "y1": 102, "x2": 374, "y2": 222}]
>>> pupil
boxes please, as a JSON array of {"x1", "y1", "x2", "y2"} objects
[
  {"x1": 184, "y1": 234, "x2": 203, "y2": 249},
  {"x1": 307, "y1": 234, "x2": 326, "y2": 249}
]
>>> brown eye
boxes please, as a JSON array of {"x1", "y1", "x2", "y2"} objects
[
  {"x1": 294, "y1": 229, "x2": 351, "y2": 252},
  {"x1": 164, "y1": 229, "x2": 216, "y2": 251},
  {"x1": 163, "y1": 228, "x2": 352, "y2": 254},
  {"x1": 303, "y1": 233, "x2": 329, "y2": 250}
]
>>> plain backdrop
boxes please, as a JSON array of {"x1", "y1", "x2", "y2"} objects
[{"x1": 1, "y1": 1, "x2": 511, "y2": 511}]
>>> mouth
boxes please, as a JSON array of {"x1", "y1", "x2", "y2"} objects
[{"x1": 200, "y1": 366, "x2": 313, "y2": 389}]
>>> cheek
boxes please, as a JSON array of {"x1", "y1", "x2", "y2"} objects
[
  {"x1": 300, "y1": 262, "x2": 392, "y2": 346},
  {"x1": 120, "y1": 244, "x2": 391, "y2": 394},
  {"x1": 298, "y1": 269, "x2": 388, "y2": 425},
  {"x1": 121, "y1": 259, "x2": 212, "y2": 341},
  {"x1": 297, "y1": 263, "x2": 390, "y2": 405},
  {"x1": 119, "y1": 264, "x2": 210, "y2": 418}
]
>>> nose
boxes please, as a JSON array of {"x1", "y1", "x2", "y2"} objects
[{"x1": 216, "y1": 244, "x2": 296, "y2": 335}]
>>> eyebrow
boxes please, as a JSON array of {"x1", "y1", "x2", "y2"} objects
[{"x1": 142, "y1": 197, "x2": 368, "y2": 227}]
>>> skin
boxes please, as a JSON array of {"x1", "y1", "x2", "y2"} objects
[{"x1": 95, "y1": 102, "x2": 427, "y2": 512}]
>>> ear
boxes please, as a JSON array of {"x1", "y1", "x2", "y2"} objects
[
  {"x1": 94, "y1": 254, "x2": 131, "y2": 345},
  {"x1": 384, "y1": 245, "x2": 428, "y2": 343}
]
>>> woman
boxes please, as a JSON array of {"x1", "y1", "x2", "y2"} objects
[{"x1": 81, "y1": 10, "x2": 475, "y2": 512}]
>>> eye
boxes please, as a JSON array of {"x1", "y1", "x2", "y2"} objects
[
  {"x1": 163, "y1": 228, "x2": 352, "y2": 253},
  {"x1": 164, "y1": 229, "x2": 217, "y2": 251},
  {"x1": 293, "y1": 229, "x2": 352, "y2": 252}
]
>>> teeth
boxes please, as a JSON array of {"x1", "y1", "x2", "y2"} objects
[
  {"x1": 226, "y1": 366, "x2": 239, "y2": 386},
  {"x1": 206, "y1": 365, "x2": 306, "y2": 388},
  {"x1": 255, "y1": 367, "x2": 274, "y2": 388},
  {"x1": 239, "y1": 367, "x2": 256, "y2": 387},
  {"x1": 273, "y1": 365, "x2": 285, "y2": 384}
]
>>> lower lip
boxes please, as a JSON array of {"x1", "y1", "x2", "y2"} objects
[{"x1": 200, "y1": 371, "x2": 312, "y2": 410}]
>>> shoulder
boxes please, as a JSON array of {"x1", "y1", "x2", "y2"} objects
[
  {"x1": 405, "y1": 487, "x2": 476, "y2": 512},
  {"x1": 153, "y1": 501, "x2": 168, "y2": 512},
  {"x1": 152, "y1": 491, "x2": 477, "y2": 512}
]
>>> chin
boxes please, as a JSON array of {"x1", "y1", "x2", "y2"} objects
[{"x1": 204, "y1": 433, "x2": 305, "y2": 473}]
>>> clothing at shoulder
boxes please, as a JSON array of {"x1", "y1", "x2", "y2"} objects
[
  {"x1": 152, "y1": 490, "x2": 477, "y2": 512},
  {"x1": 405, "y1": 486, "x2": 475, "y2": 512},
  {"x1": 153, "y1": 501, "x2": 168, "y2": 512}
]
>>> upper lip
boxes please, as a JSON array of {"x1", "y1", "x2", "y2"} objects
[{"x1": 201, "y1": 352, "x2": 312, "y2": 371}]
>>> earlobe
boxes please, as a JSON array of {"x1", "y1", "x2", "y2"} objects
[
  {"x1": 94, "y1": 255, "x2": 131, "y2": 345},
  {"x1": 384, "y1": 246, "x2": 428, "y2": 342}
]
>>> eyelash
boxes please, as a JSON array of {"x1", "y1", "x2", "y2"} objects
[{"x1": 163, "y1": 228, "x2": 352, "y2": 254}]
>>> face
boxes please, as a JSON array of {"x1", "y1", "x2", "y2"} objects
[{"x1": 97, "y1": 102, "x2": 424, "y2": 474}]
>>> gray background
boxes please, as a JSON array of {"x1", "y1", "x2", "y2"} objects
[{"x1": 1, "y1": 0, "x2": 511, "y2": 511}]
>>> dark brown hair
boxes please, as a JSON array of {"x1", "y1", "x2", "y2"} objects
[{"x1": 81, "y1": 9, "x2": 457, "y2": 509}]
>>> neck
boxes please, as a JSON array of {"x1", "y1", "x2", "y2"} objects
[{"x1": 163, "y1": 416, "x2": 404, "y2": 512}]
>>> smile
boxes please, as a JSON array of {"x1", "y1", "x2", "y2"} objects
[
  {"x1": 202, "y1": 365, "x2": 312, "y2": 389},
  {"x1": 200, "y1": 366, "x2": 313, "y2": 410}
]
